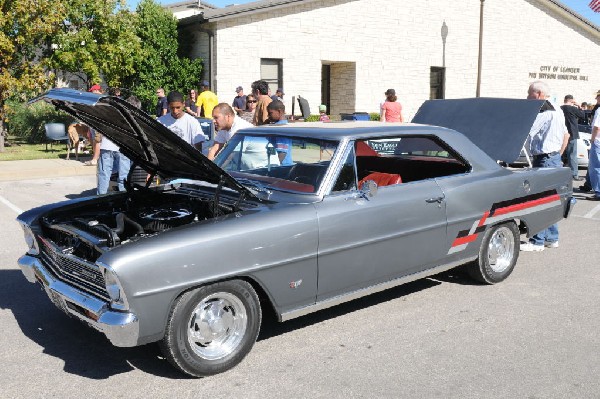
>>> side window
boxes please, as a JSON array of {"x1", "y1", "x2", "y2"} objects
[
  {"x1": 332, "y1": 147, "x2": 357, "y2": 192},
  {"x1": 355, "y1": 136, "x2": 469, "y2": 185}
]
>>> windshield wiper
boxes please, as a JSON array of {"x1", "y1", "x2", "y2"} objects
[{"x1": 236, "y1": 178, "x2": 272, "y2": 197}]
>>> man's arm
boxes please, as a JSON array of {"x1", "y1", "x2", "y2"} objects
[
  {"x1": 207, "y1": 142, "x2": 224, "y2": 161},
  {"x1": 560, "y1": 131, "x2": 569, "y2": 155},
  {"x1": 592, "y1": 126, "x2": 599, "y2": 143}
]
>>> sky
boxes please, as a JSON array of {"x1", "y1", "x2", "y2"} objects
[{"x1": 129, "y1": 0, "x2": 600, "y2": 26}]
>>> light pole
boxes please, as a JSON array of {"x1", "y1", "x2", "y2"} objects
[
  {"x1": 476, "y1": 0, "x2": 485, "y2": 97},
  {"x1": 441, "y1": 21, "x2": 448, "y2": 67}
]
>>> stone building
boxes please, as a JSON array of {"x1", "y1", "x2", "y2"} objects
[{"x1": 169, "y1": 0, "x2": 600, "y2": 119}]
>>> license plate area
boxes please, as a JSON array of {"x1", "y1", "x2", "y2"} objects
[{"x1": 35, "y1": 273, "x2": 69, "y2": 315}]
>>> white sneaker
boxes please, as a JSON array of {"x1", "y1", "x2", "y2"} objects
[
  {"x1": 520, "y1": 242, "x2": 545, "y2": 252},
  {"x1": 544, "y1": 241, "x2": 559, "y2": 248}
]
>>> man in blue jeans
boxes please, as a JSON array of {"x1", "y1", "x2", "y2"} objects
[{"x1": 520, "y1": 81, "x2": 569, "y2": 252}]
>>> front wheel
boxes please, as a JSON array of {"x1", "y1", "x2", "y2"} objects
[
  {"x1": 467, "y1": 222, "x2": 519, "y2": 284},
  {"x1": 160, "y1": 280, "x2": 262, "y2": 377}
]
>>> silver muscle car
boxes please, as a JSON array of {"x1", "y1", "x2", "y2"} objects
[{"x1": 17, "y1": 89, "x2": 574, "y2": 377}]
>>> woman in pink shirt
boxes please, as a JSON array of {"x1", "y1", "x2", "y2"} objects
[{"x1": 380, "y1": 88, "x2": 404, "y2": 123}]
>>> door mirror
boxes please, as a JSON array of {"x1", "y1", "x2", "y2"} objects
[{"x1": 360, "y1": 180, "x2": 378, "y2": 198}]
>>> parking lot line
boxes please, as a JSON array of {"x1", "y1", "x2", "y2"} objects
[
  {"x1": 0, "y1": 194, "x2": 23, "y2": 215},
  {"x1": 583, "y1": 203, "x2": 600, "y2": 219}
]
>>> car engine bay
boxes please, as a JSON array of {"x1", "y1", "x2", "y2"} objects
[{"x1": 38, "y1": 184, "x2": 253, "y2": 262}]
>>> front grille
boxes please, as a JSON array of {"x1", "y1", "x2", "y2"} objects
[{"x1": 39, "y1": 237, "x2": 110, "y2": 301}]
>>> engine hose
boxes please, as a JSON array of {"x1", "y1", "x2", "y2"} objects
[{"x1": 113, "y1": 212, "x2": 145, "y2": 237}]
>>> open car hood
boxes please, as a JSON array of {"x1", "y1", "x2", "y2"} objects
[
  {"x1": 412, "y1": 98, "x2": 547, "y2": 164},
  {"x1": 35, "y1": 88, "x2": 257, "y2": 199}
]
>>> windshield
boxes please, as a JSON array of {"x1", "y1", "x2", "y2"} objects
[{"x1": 214, "y1": 133, "x2": 339, "y2": 193}]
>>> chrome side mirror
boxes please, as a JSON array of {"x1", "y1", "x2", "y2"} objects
[{"x1": 360, "y1": 180, "x2": 378, "y2": 199}]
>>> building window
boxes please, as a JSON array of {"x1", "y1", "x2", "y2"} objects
[
  {"x1": 430, "y1": 67, "x2": 445, "y2": 99},
  {"x1": 261, "y1": 58, "x2": 282, "y2": 94}
]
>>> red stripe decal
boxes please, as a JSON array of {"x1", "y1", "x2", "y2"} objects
[
  {"x1": 452, "y1": 234, "x2": 478, "y2": 247},
  {"x1": 478, "y1": 211, "x2": 489, "y2": 227},
  {"x1": 492, "y1": 194, "x2": 560, "y2": 217}
]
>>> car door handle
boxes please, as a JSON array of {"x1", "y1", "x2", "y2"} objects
[{"x1": 426, "y1": 196, "x2": 445, "y2": 204}]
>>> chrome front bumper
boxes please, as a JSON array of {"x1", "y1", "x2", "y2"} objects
[{"x1": 18, "y1": 254, "x2": 139, "y2": 347}]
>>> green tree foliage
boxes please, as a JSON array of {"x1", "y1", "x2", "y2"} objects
[
  {"x1": 125, "y1": 0, "x2": 202, "y2": 111},
  {"x1": 0, "y1": 0, "x2": 65, "y2": 151},
  {"x1": 49, "y1": 0, "x2": 142, "y2": 88}
]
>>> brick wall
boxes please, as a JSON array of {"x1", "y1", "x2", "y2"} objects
[{"x1": 188, "y1": 0, "x2": 600, "y2": 119}]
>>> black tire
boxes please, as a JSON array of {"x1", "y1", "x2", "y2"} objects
[
  {"x1": 467, "y1": 221, "x2": 519, "y2": 284},
  {"x1": 160, "y1": 280, "x2": 262, "y2": 377}
]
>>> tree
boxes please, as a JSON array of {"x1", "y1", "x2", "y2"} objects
[
  {"x1": 124, "y1": 0, "x2": 203, "y2": 112},
  {"x1": 0, "y1": 0, "x2": 65, "y2": 152},
  {"x1": 48, "y1": 0, "x2": 142, "y2": 89}
]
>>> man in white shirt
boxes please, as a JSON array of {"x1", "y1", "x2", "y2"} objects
[
  {"x1": 158, "y1": 91, "x2": 207, "y2": 151},
  {"x1": 587, "y1": 107, "x2": 600, "y2": 200},
  {"x1": 208, "y1": 103, "x2": 253, "y2": 160},
  {"x1": 521, "y1": 81, "x2": 569, "y2": 252}
]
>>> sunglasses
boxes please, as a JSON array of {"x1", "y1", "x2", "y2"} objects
[{"x1": 247, "y1": 100, "x2": 257, "y2": 103}]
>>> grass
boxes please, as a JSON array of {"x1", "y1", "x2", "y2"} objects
[{"x1": 0, "y1": 137, "x2": 86, "y2": 161}]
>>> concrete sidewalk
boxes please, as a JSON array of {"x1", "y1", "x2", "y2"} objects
[{"x1": 0, "y1": 158, "x2": 97, "y2": 181}]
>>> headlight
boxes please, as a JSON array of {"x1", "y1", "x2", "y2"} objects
[
  {"x1": 20, "y1": 224, "x2": 39, "y2": 256},
  {"x1": 100, "y1": 265, "x2": 129, "y2": 310}
]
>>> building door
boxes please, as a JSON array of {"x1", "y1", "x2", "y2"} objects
[{"x1": 321, "y1": 64, "x2": 331, "y2": 115}]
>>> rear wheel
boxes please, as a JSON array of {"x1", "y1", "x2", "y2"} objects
[
  {"x1": 468, "y1": 222, "x2": 519, "y2": 284},
  {"x1": 160, "y1": 280, "x2": 262, "y2": 377}
]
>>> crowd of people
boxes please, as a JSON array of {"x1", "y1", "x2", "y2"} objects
[{"x1": 72, "y1": 79, "x2": 600, "y2": 218}]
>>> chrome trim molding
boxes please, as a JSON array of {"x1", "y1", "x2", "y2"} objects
[
  {"x1": 280, "y1": 257, "x2": 477, "y2": 322},
  {"x1": 18, "y1": 255, "x2": 140, "y2": 347}
]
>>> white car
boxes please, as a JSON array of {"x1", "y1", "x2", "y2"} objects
[{"x1": 516, "y1": 130, "x2": 590, "y2": 167}]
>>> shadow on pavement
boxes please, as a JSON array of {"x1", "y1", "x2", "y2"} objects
[
  {"x1": 3, "y1": 266, "x2": 473, "y2": 379},
  {"x1": 0, "y1": 269, "x2": 184, "y2": 380},
  {"x1": 65, "y1": 188, "x2": 96, "y2": 199},
  {"x1": 258, "y1": 277, "x2": 442, "y2": 341}
]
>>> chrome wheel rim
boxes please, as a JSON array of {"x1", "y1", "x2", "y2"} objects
[
  {"x1": 487, "y1": 226, "x2": 515, "y2": 273},
  {"x1": 187, "y1": 292, "x2": 247, "y2": 360}
]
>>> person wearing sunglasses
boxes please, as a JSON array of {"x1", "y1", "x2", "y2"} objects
[
  {"x1": 185, "y1": 89, "x2": 199, "y2": 117},
  {"x1": 240, "y1": 94, "x2": 258, "y2": 124}
]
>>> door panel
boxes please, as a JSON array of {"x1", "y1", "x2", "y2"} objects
[{"x1": 315, "y1": 180, "x2": 447, "y2": 301}]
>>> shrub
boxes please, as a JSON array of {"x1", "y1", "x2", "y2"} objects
[
  {"x1": 305, "y1": 114, "x2": 321, "y2": 122},
  {"x1": 369, "y1": 112, "x2": 380, "y2": 121},
  {"x1": 6, "y1": 100, "x2": 73, "y2": 144}
]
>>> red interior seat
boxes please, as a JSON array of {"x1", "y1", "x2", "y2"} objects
[{"x1": 358, "y1": 172, "x2": 402, "y2": 189}]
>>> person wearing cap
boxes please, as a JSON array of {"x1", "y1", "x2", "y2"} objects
[
  {"x1": 195, "y1": 80, "x2": 218, "y2": 118},
  {"x1": 380, "y1": 89, "x2": 404, "y2": 123},
  {"x1": 319, "y1": 104, "x2": 330, "y2": 122},
  {"x1": 232, "y1": 86, "x2": 247, "y2": 115},
  {"x1": 561, "y1": 94, "x2": 585, "y2": 181},
  {"x1": 159, "y1": 91, "x2": 207, "y2": 151},
  {"x1": 271, "y1": 88, "x2": 284, "y2": 102}
]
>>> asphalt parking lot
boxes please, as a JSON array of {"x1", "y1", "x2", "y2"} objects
[{"x1": 1, "y1": 171, "x2": 599, "y2": 398}]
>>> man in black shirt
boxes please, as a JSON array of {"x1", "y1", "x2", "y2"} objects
[
  {"x1": 561, "y1": 94, "x2": 584, "y2": 180},
  {"x1": 155, "y1": 87, "x2": 168, "y2": 118}
]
